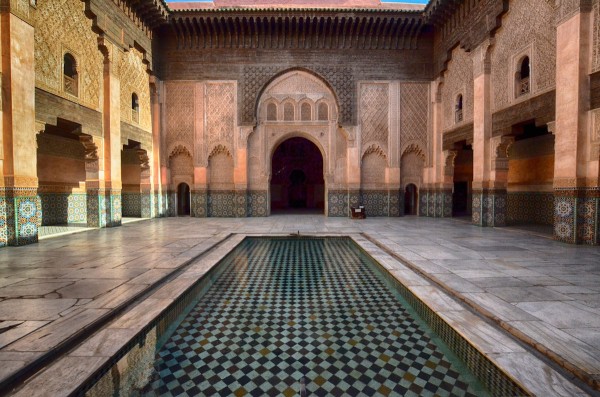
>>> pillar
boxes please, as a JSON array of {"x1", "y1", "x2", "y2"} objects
[
  {"x1": 554, "y1": 2, "x2": 598, "y2": 244},
  {"x1": 139, "y1": 149, "x2": 153, "y2": 218},
  {"x1": 150, "y1": 78, "x2": 166, "y2": 217},
  {"x1": 471, "y1": 39, "x2": 507, "y2": 227},
  {"x1": 1, "y1": 5, "x2": 40, "y2": 246},
  {"x1": 99, "y1": 40, "x2": 122, "y2": 227}
]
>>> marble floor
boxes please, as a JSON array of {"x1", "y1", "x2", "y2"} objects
[{"x1": 0, "y1": 216, "x2": 599, "y2": 395}]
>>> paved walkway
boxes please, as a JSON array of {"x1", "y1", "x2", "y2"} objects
[{"x1": 0, "y1": 216, "x2": 599, "y2": 394}]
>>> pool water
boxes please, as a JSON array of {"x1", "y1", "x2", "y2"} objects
[{"x1": 138, "y1": 238, "x2": 490, "y2": 396}]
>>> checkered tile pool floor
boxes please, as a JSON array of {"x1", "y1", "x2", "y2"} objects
[{"x1": 142, "y1": 238, "x2": 489, "y2": 396}]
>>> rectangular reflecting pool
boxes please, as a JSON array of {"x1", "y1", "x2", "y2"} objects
[{"x1": 82, "y1": 237, "x2": 529, "y2": 396}]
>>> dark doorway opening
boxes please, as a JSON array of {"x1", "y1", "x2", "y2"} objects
[
  {"x1": 452, "y1": 142, "x2": 473, "y2": 217},
  {"x1": 453, "y1": 181, "x2": 469, "y2": 216},
  {"x1": 177, "y1": 183, "x2": 191, "y2": 216},
  {"x1": 404, "y1": 184, "x2": 418, "y2": 215},
  {"x1": 271, "y1": 137, "x2": 324, "y2": 214}
]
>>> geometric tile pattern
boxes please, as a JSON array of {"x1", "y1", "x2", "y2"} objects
[
  {"x1": 122, "y1": 193, "x2": 142, "y2": 217},
  {"x1": 419, "y1": 188, "x2": 429, "y2": 217},
  {"x1": 472, "y1": 189, "x2": 507, "y2": 227},
  {"x1": 554, "y1": 188, "x2": 600, "y2": 245},
  {"x1": 247, "y1": 191, "x2": 268, "y2": 217},
  {"x1": 420, "y1": 189, "x2": 452, "y2": 218},
  {"x1": 144, "y1": 238, "x2": 489, "y2": 396},
  {"x1": 208, "y1": 191, "x2": 237, "y2": 217},
  {"x1": 0, "y1": 188, "x2": 41, "y2": 246},
  {"x1": 327, "y1": 190, "x2": 350, "y2": 217},
  {"x1": 206, "y1": 191, "x2": 249, "y2": 218},
  {"x1": 507, "y1": 192, "x2": 553, "y2": 226},
  {"x1": 360, "y1": 190, "x2": 401, "y2": 217},
  {"x1": 107, "y1": 192, "x2": 122, "y2": 227},
  {"x1": 39, "y1": 193, "x2": 87, "y2": 225}
]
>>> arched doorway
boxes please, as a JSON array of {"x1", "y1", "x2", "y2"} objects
[
  {"x1": 271, "y1": 137, "x2": 324, "y2": 214},
  {"x1": 177, "y1": 183, "x2": 190, "y2": 216},
  {"x1": 404, "y1": 184, "x2": 418, "y2": 215}
]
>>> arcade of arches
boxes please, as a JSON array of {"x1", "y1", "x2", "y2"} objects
[{"x1": 1, "y1": 0, "x2": 600, "y2": 245}]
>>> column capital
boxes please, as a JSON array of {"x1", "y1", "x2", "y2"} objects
[
  {"x1": 490, "y1": 135, "x2": 515, "y2": 171},
  {"x1": 472, "y1": 38, "x2": 494, "y2": 77}
]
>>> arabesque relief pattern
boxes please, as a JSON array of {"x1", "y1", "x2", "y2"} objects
[
  {"x1": 206, "y1": 83, "x2": 235, "y2": 151},
  {"x1": 34, "y1": 0, "x2": 103, "y2": 110},
  {"x1": 242, "y1": 66, "x2": 353, "y2": 124},
  {"x1": 120, "y1": 48, "x2": 152, "y2": 131},
  {"x1": 442, "y1": 47, "x2": 473, "y2": 131},
  {"x1": 166, "y1": 82, "x2": 195, "y2": 155},
  {"x1": 491, "y1": 0, "x2": 556, "y2": 110},
  {"x1": 400, "y1": 83, "x2": 429, "y2": 155},
  {"x1": 360, "y1": 83, "x2": 389, "y2": 152}
]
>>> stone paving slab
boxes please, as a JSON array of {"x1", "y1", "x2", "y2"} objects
[{"x1": 0, "y1": 216, "x2": 598, "y2": 394}]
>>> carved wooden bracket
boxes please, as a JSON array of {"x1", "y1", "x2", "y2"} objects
[{"x1": 490, "y1": 135, "x2": 515, "y2": 171}]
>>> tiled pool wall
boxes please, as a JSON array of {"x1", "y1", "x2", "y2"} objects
[
  {"x1": 357, "y1": 243, "x2": 531, "y2": 397},
  {"x1": 79, "y1": 244, "x2": 241, "y2": 396},
  {"x1": 78, "y1": 236, "x2": 531, "y2": 397}
]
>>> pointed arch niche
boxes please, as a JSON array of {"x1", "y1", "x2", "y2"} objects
[{"x1": 249, "y1": 69, "x2": 343, "y2": 216}]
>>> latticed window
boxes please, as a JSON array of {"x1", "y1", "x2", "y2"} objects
[
  {"x1": 301, "y1": 102, "x2": 312, "y2": 121},
  {"x1": 455, "y1": 94, "x2": 463, "y2": 123},
  {"x1": 63, "y1": 53, "x2": 78, "y2": 97},
  {"x1": 283, "y1": 102, "x2": 294, "y2": 121},
  {"x1": 132, "y1": 93, "x2": 139, "y2": 123},
  {"x1": 318, "y1": 103, "x2": 328, "y2": 121},
  {"x1": 516, "y1": 56, "x2": 530, "y2": 97},
  {"x1": 266, "y1": 103, "x2": 277, "y2": 121}
]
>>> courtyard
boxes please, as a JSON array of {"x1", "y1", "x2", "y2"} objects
[{"x1": 0, "y1": 216, "x2": 598, "y2": 395}]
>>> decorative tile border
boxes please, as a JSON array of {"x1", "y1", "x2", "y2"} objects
[
  {"x1": 141, "y1": 193, "x2": 153, "y2": 219},
  {"x1": 507, "y1": 192, "x2": 553, "y2": 226},
  {"x1": 419, "y1": 189, "x2": 452, "y2": 218},
  {"x1": 327, "y1": 190, "x2": 349, "y2": 217},
  {"x1": 472, "y1": 189, "x2": 507, "y2": 227},
  {"x1": 247, "y1": 191, "x2": 268, "y2": 217},
  {"x1": 38, "y1": 193, "x2": 87, "y2": 225},
  {"x1": 208, "y1": 191, "x2": 237, "y2": 217},
  {"x1": 122, "y1": 193, "x2": 142, "y2": 217},
  {"x1": 419, "y1": 188, "x2": 429, "y2": 217},
  {"x1": 191, "y1": 190, "x2": 207, "y2": 217},
  {"x1": 554, "y1": 187, "x2": 600, "y2": 245},
  {"x1": 0, "y1": 188, "x2": 41, "y2": 246},
  {"x1": 167, "y1": 192, "x2": 177, "y2": 217},
  {"x1": 108, "y1": 191, "x2": 122, "y2": 227}
]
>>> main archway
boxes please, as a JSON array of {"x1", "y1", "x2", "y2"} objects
[{"x1": 270, "y1": 137, "x2": 324, "y2": 214}]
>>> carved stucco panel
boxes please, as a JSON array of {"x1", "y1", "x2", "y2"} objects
[
  {"x1": 165, "y1": 82, "x2": 195, "y2": 156},
  {"x1": 399, "y1": 83, "x2": 429, "y2": 158},
  {"x1": 34, "y1": 0, "x2": 103, "y2": 110},
  {"x1": 359, "y1": 83, "x2": 389, "y2": 154},
  {"x1": 442, "y1": 47, "x2": 473, "y2": 132},
  {"x1": 491, "y1": 0, "x2": 556, "y2": 110},
  {"x1": 120, "y1": 48, "x2": 152, "y2": 132},
  {"x1": 206, "y1": 82, "x2": 236, "y2": 153}
]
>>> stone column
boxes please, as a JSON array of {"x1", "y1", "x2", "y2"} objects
[
  {"x1": 471, "y1": 39, "x2": 504, "y2": 227},
  {"x1": 138, "y1": 149, "x2": 153, "y2": 218},
  {"x1": 78, "y1": 135, "x2": 104, "y2": 228},
  {"x1": 0, "y1": 5, "x2": 40, "y2": 246},
  {"x1": 437, "y1": 150, "x2": 457, "y2": 218},
  {"x1": 388, "y1": 81, "x2": 402, "y2": 216},
  {"x1": 150, "y1": 79, "x2": 165, "y2": 217},
  {"x1": 554, "y1": 2, "x2": 597, "y2": 244},
  {"x1": 99, "y1": 38, "x2": 122, "y2": 227},
  {"x1": 421, "y1": 81, "x2": 444, "y2": 217}
]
